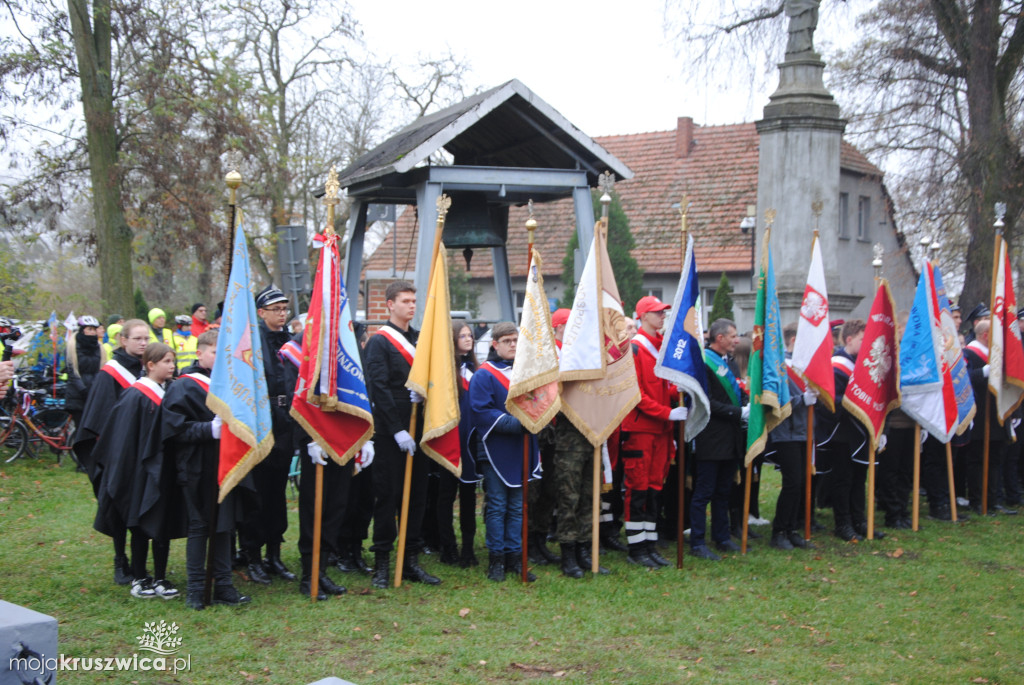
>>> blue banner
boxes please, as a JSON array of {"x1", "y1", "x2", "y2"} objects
[{"x1": 934, "y1": 264, "x2": 976, "y2": 434}]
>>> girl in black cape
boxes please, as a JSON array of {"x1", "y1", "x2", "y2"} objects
[{"x1": 93, "y1": 342, "x2": 186, "y2": 599}]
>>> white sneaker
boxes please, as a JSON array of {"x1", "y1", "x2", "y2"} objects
[
  {"x1": 130, "y1": 577, "x2": 156, "y2": 598},
  {"x1": 748, "y1": 515, "x2": 770, "y2": 526},
  {"x1": 956, "y1": 497, "x2": 970, "y2": 508},
  {"x1": 152, "y1": 578, "x2": 179, "y2": 600}
]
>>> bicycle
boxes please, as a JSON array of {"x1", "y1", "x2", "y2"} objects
[{"x1": 0, "y1": 373, "x2": 75, "y2": 464}]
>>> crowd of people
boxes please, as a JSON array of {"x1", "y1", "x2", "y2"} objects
[{"x1": 51, "y1": 281, "x2": 1022, "y2": 610}]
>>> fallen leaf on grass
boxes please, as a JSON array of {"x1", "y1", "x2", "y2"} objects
[
  {"x1": 972, "y1": 678, "x2": 989, "y2": 683},
  {"x1": 511, "y1": 663, "x2": 556, "y2": 673},
  {"x1": 892, "y1": 547, "x2": 904, "y2": 558},
  {"x1": 459, "y1": 608, "x2": 471, "y2": 617},
  {"x1": 909, "y1": 590, "x2": 918, "y2": 597},
  {"x1": 553, "y1": 671, "x2": 566, "y2": 677},
  {"x1": 478, "y1": 660, "x2": 487, "y2": 665},
  {"x1": 744, "y1": 648, "x2": 757, "y2": 654},
  {"x1": 373, "y1": 634, "x2": 382, "y2": 641}
]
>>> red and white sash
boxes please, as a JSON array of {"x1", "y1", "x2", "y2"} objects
[
  {"x1": 832, "y1": 355, "x2": 855, "y2": 378},
  {"x1": 479, "y1": 361, "x2": 512, "y2": 390},
  {"x1": 965, "y1": 341, "x2": 989, "y2": 363},
  {"x1": 183, "y1": 372, "x2": 210, "y2": 392},
  {"x1": 460, "y1": 365, "x2": 474, "y2": 391},
  {"x1": 631, "y1": 332, "x2": 660, "y2": 360},
  {"x1": 133, "y1": 377, "x2": 165, "y2": 405},
  {"x1": 376, "y1": 326, "x2": 416, "y2": 366},
  {"x1": 101, "y1": 359, "x2": 137, "y2": 389}
]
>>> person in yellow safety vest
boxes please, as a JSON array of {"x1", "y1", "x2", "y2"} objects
[
  {"x1": 103, "y1": 323, "x2": 123, "y2": 359},
  {"x1": 171, "y1": 315, "x2": 197, "y2": 370},
  {"x1": 148, "y1": 308, "x2": 174, "y2": 346}
]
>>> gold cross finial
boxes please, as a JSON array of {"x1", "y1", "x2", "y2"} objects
[
  {"x1": 764, "y1": 208, "x2": 777, "y2": 229},
  {"x1": 324, "y1": 165, "x2": 340, "y2": 203},
  {"x1": 436, "y1": 193, "x2": 452, "y2": 221}
]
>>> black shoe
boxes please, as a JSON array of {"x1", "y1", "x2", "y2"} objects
[
  {"x1": 646, "y1": 544, "x2": 671, "y2": 567},
  {"x1": 528, "y1": 532, "x2": 559, "y2": 566},
  {"x1": 716, "y1": 539, "x2": 742, "y2": 553},
  {"x1": 853, "y1": 523, "x2": 885, "y2": 539},
  {"x1": 439, "y1": 545, "x2": 460, "y2": 566},
  {"x1": 770, "y1": 531, "x2": 794, "y2": 550},
  {"x1": 371, "y1": 552, "x2": 389, "y2": 589},
  {"x1": 690, "y1": 545, "x2": 721, "y2": 561},
  {"x1": 576, "y1": 544, "x2": 610, "y2": 575},
  {"x1": 601, "y1": 534, "x2": 628, "y2": 553},
  {"x1": 318, "y1": 572, "x2": 346, "y2": 596},
  {"x1": 504, "y1": 552, "x2": 536, "y2": 582},
  {"x1": 626, "y1": 545, "x2": 661, "y2": 569},
  {"x1": 232, "y1": 551, "x2": 249, "y2": 569},
  {"x1": 334, "y1": 551, "x2": 361, "y2": 574},
  {"x1": 212, "y1": 585, "x2": 251, "y2": 606},
  {"x1": 487, "y1": 552, "x2": 505, "y2": 582},
  {"x1": 263, "y1": 557, "x2": 297, "y2": 582},
  {"x1": 246, "y1": 562, "x2": 272, "y2": 585},
  {"x1": 994, "y1": 504, "x2": 1019, "y2": 515},
  {"x1": 185, "y1": 589, "x2": 205, "y2": 610},
  {"x1": 886, "y1": 518, "x2": 912, "y2": 530},
  {"x1": 559, "y1": 543, "x2": 584, "y2": 579},
  {"x1": 298, "y1": 578, "x2": 327, "y2": 601},
  {"x1": 811, "y1": 519, "x2": 826, "y2": 532},
  {"x1": 787, "y1": 531, "x2": 816, "y2": 549},
  {"x1": 113, "y1": 555, "x2": 132, "y2": 586},
  {"x1": 403, "y1": 555, "x2": 441, "y2": 585},
  {"x1": 459, "y1": 544, "x2": 479, "y2": 568},
  {"x1": 732, "y1": 526, "x2": 761, "y2": 540},
  {"x1": 834, "y1": 524, "x2": 863, "y2": 542}
]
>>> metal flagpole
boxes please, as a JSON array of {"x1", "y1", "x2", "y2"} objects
[
  {"x1": 804, "y1": 205, "x2": 823, "y2": 544},
  {"x1": 395, "y1": 194, "x2": 451, "y2": 587},
  {"x1": 867, "y1": 243, "x2": 884, "y2": 540},
  {"x1": 676, "y1": 197, "x2": 689, "y2": 569},
  {"x1": 522, "y1": 201, "x2": 536, "y2": 583},
  {"x1": 983, "y1": 203, "x2": 1006, "y2": 517}
]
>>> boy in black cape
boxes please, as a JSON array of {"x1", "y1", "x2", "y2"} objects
[
  {"x1": 93, "y1": 342, "x2": 187, "y2": 599},
  {"x1": 72, "y1": 318, "x2": 148, "y2": 585},
  {"x1": 161, "y1": 330, "x2": 251, "y2": 609}
]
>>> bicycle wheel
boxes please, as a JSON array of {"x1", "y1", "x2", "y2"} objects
[
  {"x1": 31, "y1": 409, "x2": 74, "y2": 456},
  {"x1": 0, "y1": 416, "x2": 29, "y2": 463}
]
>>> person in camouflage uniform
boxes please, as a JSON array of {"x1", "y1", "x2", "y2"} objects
[{"x1": 552, "y1": 419, "x2": 608, "y2": 577}]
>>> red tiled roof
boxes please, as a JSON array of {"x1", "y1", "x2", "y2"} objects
[{"x1": 362, "y1": 121, "x2": 882, "y2": 280}]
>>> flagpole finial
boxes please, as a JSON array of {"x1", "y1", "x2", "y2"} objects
[
  {"x1": 811, "y1": 199, "x2": 823, "y2": 233},
  {"x1": 225, "y1": 169, "x2": 242, "y2": 206},
  {"x1": 436, "y1": 193, "x2": 452, "y2": 223},
  {"x1": 323, "y1": 165, "x2": 340, "y2": 235},
  {"x1": 995, "y1": 202, "x2": 1007, "y2": 231},
  {"x1": 764, "y1": 208, "x2": 776, "y2": 231},
  {"x1": 598, "y1": 171, "x2": 614, "y2": 220},
  {"x1": 872, "y1": 243, "x2": 884, "y2": 290},
  {"x1": 525, "y1": 198, "x2": 538, "y2": 269}
]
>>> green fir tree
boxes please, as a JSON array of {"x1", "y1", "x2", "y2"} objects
[{"x1": 708, "y1": 272, "x2": 734, "y2": 323}]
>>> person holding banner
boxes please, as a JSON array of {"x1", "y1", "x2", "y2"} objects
[
  {"x1": 364, "y1": 280, "x2": 441, "y2": 588},
  {"x1": 691, "y1": 319, "x2": 747, "y2": 561}
]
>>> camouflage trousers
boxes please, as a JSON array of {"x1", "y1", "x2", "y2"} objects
[
  {"x1": 553, "y1": 420, "x2": 596, "y2": 544},
  {"x1": 529, "y1": 424, "x2": 558, "y2": 533}
]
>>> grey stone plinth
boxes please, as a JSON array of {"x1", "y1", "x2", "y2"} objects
[{"x1": 1, "y1": 601, "x2": 58, "y2": 685}]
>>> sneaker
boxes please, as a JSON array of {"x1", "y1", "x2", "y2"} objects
[
  {"x1": 690, "y1": 545, "x2": 721, "y2": 561},
  {"x1": 748, "y1": 515, "x2": 770, "y2": 526},
  {"x1": 716, "y1": 539, "x2": 742, "y2": 553},
  {"x1": 130, "y1": 577, "x2": 157, "y2": 598},
  {"x1": 212, "y1": 585, "x2": 252, "y2": 606},
  {"x1": 956, "y1": 496, "x2": 970, "y2": 508},
  {"x1": 152, "y1": 579, "x2": 179, "y2": 600}
]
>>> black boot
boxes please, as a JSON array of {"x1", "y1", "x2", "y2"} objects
[
  {"x1": 577, "y1": 542, "x2": 610, "y2": 575},
  {"x1": 263, "y1": 546, "x2": 297, "y2": 581},
  {"x1": 834, "y1": 518, "x2": 863, "y2": 542},
  {"x1": 114, "y1": 555, "x2": 133, "y2": 586},
  {"x1": 644, "y1": 492, "x2": 669, "y2": 566},
  {"x1": 459, "y1": 542, "x2": 479, "y2": 568},
  {"x1": 528, "y1": 531, "x2": 560, "y2": 565},
  {"x1": 298, "y1": 555, "x2": 326, "y2": 601},
  {"x1": 559, "y1": 543, "x2": 583, "y2": 579},
  {"x1": 770, "y1": 530, "x2": 795, "y2": 550},
  {"x1": 504, "y1": 552, "x2": 536, "y2": 582},
  {"x1": 245, "y1": 548, "x2": 271, "y2": 585},
  {"x1": 318, "y1": 571, "x2": 347, "y2": 596},
  {"x1": 185, "y1": 588, "x2": 205, "y2": 611},
  {"x1": 371, "y1": 551, "x2": 390, "y2": 589},
  {"x1": 627, "y1": 542, "x2": 660, "y2": 568},
  {"x1": 403, "y1": 554, "x2": 441, "y2": 585},
  {"x1": 486, "y1": 552, "x2": 506, "y2": 582},
  {"x1": 334, "y1": 542, "x2": 361, "y2": 573},
  {"x1": 439, "y1": 544, "x2": 460, "y2": 566},
  {"x1": 601, "y1": 531, "x2": 628, "y2": 553}
]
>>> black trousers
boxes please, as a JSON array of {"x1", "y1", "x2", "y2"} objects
[
  {"x1": 437, "y1": 470, "x2": 477, "y2": 551},
  {"x1": 770, "y1": 442, "x2": 805, "y2": 534},
  {"x1": 336, "y1": 462, "x2": 374, "y2": 551},
  {"x1": 182, "y1": 484, "x2": 231, "y2": 590},
  {"x1": 877, "y1": 427, "x2": 915, "y2": 522},
  {"x1": 528, "y1": 439, "x2": 558, "y2": 534},
  {"x1": 237, "y1": 445, "x2": 292, "y2": 557},
  {"x1": 298, "y1": 456, "x2": 350, "y2": 574},
  {"x1": 821, "y1": 442, "x2": 860, "y2": 526},
  {"x1": 922, "y1": 436, "x2": 952, "y2": 511},
  {"x1": 965, "y1": 439, "x2": 1006, "y2": 508},
  {"x1": 370, "y1": 437, "x2": 429, "y2": 554}
]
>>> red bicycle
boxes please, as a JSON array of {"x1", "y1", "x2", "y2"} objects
[{"x1": 0, "y1": 373, "x2": 74, "y2": 464}]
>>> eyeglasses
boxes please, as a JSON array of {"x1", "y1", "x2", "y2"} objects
[
  {"x1": 263, "y1": 306, "x2": 290, "y2": 314},
  {"x1": 496, "y1": 338, "x2": 518, "y2": 346}
]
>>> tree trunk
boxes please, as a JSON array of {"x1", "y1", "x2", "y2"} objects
[{"x1": 67, "y1": 0, "x2": 134, "y2": 315}]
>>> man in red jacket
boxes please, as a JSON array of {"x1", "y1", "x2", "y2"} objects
[{"x1": 621, "y1": 296, "x2": 688, "y2": 568}]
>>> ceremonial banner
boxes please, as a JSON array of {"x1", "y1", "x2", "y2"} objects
[
  {"x1": 406, "y1": 246, "x2": 461, "y2": 476},
  {"x1": 559, "y1": 222, "x2": 640, "y2": 446},
  {"x1": 506, "y1": 251, "x2": 561, "y2": 432},
  {"x1": 842, "y1": 281, "x2": 901, "y2": 452},
  {"x1": 899, "y1": 261, "x2": 959, "y2": 442},
  {"x1": 654, "y1": 235, "x2": 710, "y2": 441},
  {"x1": 989, "y1": 235, "x2": 1024, "y2": 423},
  {"x1": 207, "y1": 216, "x2": 274, "y2": 502},
  {"x1": 791, "y1": 233, "x2": 835, "y2": 411},
  {"x1": 745, "y1": 231, "x2": 791, "y2": 465},
  {"x1": 289, "y1": 231, "x2": 373, "y2": 465},
  {"x1": 933, "y1": 265, "x2": 976, "y2": 433}
]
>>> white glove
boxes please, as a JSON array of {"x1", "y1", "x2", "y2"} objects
[
  {"x1": 211, "y1": 415, "x2": 222, "y2": 439},
  {"x1": 601, "y1": 442, "x2": 612, "y2": 485},
  {"x1": 308, "y1": 442, "x2": 328, "y2": 466},
  {"x1": 394, "y1": 430, "x2": 417, "y2": 454},
  {"x1": 921, "y1": 430, "x2": 929, "y2": 444},
  {"x1": 1013, "y1": 419, "x2": 1022, "y2": 431},
  {"x1": 355, "y1": 440, "x2": 375, "y2": 474},
  {"x1": 410, "y1": 390, "x2": 425, "y2": 404},
  {"x1": 740, "y1": 405, "x2": 750, "y2": 421},
  {"x1": 983, "y1": 364, "x2": 990, "y2": 378},
  {"x1": 669, "y1": 406, "x2": 688, "y2": 421},
  {"x1": 803, "y1": 389, "x2": 818, "y2": 406},
  {"x1": 878, "y1": 434, "x2": 888, "y2": 452}
]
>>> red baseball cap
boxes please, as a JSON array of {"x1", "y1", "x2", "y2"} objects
[
  {"x1": 550, "y1": 309, "x2": 571, "y2": 327},
  {"x1": 636, "y1": 295, "x2": 670, "y2": 316}
]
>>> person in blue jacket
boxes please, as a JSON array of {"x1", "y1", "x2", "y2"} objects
[{"x1": 468, "y1": 321, "x2": 541, "y2": 582}]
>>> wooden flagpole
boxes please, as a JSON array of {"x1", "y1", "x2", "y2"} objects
[
  {"x1": 589, "y1": 181, "x2": 613, "y2": 575},
  {"x1": 803, "y1": 223, "x2": 822, "y2": 544},
  {"x1": 982, "y1": 203, "x2": 1006, "y2": 517},
  {"x1": 395, "y1": 194, "x2": 451, "y2": 587},
  {"x1": 911, "y1": 424, "x2": 921, "y2": 531},
  {"x1": 676, "y1": 197, "x2": 689, "y2": 569},
  {"x1": 946, "y1": 442, "x2": 958, "y2": 522},
  {"x1": 522, "y1": 201, "x2": 536, "y2": 583}
]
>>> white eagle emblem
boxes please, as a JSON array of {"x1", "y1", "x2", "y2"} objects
[
  {"x1": 863, "y1": 336, "x2": 891, "y2": 384},
  {"x1": 800, "y1": 286, "x2": 828, "y2": 326}
]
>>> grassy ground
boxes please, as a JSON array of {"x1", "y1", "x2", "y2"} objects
[{"x1": 2, "y1": 453, "x2": 1023, "y2": 684}]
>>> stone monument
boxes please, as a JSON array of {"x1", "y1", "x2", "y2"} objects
[{"x1": 737, "y1": 0, "x2": 863, "y2": 324}]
